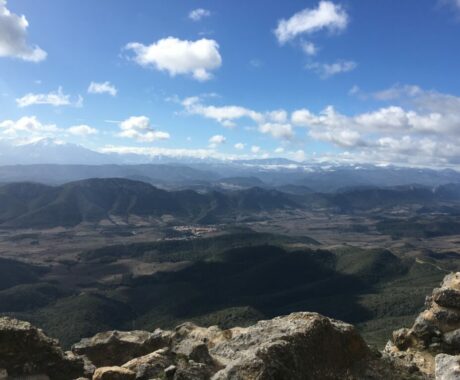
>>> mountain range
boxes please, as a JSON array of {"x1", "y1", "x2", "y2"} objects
[
  {"x1": 0, "y1": 178, "x2": 300, "y2": 228},
  {"x1": 2, "y1": 139, "x2": 460, "y2": 192},
  {"x1": 1, "y1": 178, "x2": 460, "y2": 228}
]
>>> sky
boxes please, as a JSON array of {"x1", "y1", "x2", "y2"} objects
[{"x1": 1, "y1": 0, "x2": 460, "y2": 167}]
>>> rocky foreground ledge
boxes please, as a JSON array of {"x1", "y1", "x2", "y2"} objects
[{"x1": 3, "y1": 274, "x2": 460, "y2": 379}]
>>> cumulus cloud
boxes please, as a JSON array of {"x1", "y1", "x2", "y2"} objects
[
  {"x1": 234, "y1": 142, "x2": 245, "y2": 150},
  {"x1": 251, "y1": 145, "x2": 261, "y2": 154},
  {"x1": 177, "y1": 86, "x2": 460, "y2": 167},
  {"x1": 88, "y1": 81, "x2": 117, "y2": 97},
  {"x1": 0, "y1": 0, "x2": 47, "y2": 62},
  {"x1": 0, "y1": 116, "x2": 59, "y2": 137},
  {"x1": 208, "y1": 134, "x2": 226, "y2": 148},
  {"x1": 67, "y1": 124, "x2": 98, "y2": 136},
  {"x1": 16, "y1": 87, "x2": 82, "y2": 107},
  {"x1": 189, "y1": 8, "x2": 211, "y2": 22},
  {"x1": 182, "y1": 97, "x2": 296, "y2": 140},
  {"x1": 275, "y1": 1, "x2": 348, "y2": 44},
  {"x1": 258, "y1": 123, "x2": 294, "y2": 139},
  {"x1": 125, "y1": 37, "x2": 222, "y2": 81},
  {"x1": 182, "y1": 96, "x2": 264, "y2": 127},
  {"x1": 290, "y1": 86, "x2": 460, "y2": 167},
  {"x1": 118, "y1": 116, "x2": 170, "y2": 143},
  {"x1": 306, "y1": 60, "x2": 356, "y2": 78},
  {"x1": 290, "y1": 149, "x2": 306, "y2": 162}
]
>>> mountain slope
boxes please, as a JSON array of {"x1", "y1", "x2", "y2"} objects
[{"x1": 0, "y1": 179, "x2": 300, "y2": 228}]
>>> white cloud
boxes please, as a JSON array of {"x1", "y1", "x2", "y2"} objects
[
  {"x1": 125, "y1": 37, "x2": 222, "y2": 81},
  {"x1": 88, "y1": 81, "x2": 117, "y2": 97},
  {"x1": 208, "y1": 134, "x2": 226, "y2": 148},
  {"x1": 182, "y1": 96, "x2": 263, "y2": 126},
  {"x1": 0, "y1": 0, "x2": 47, "y2": 62},
  {"x1": 0, "y1": 116, "x2": 59, "y2": 137},
  {"x1": 355, "y1": 106, "x2": 408, "y2": 129},
  {"x1": 118, "y1": 116, "x2": 170, "y2": 143},
  {"x1": 306, "y1": 60, "x2": 357, "y2": 78},
  {"x1": 373, "y1": 84, "x2": 422, "y2": 101},
  {"x1": 302, "y1": 41, "x2": 317, "y2": 56},
  {"x1": 68, "y1": 124, "x2": 98, "y2": 136},
  {"x1": 16, "y1": 87, "x2": 81, "y2": 107},
  {"x1": 234, "y1": 142, "x2": 245, "y2": 150},
  {"x1": 288, "y1": 86, "x2": 460, "y2": 167},
  {"x1": 100, "y1": 145, "x2": 239, "y2": 161},
  {"x1": 309, "y1": 128, "x2": 364, "y2": 148},
  {"x1": 275, "y1": 147, "x2": 285, "y2": 154},
  {"x1": 258, "y1": 123, "x2": 294, "y2": 139},
  {"x1": 251, "y1": 145, "x2": 261, "y2": 154},
  {"x1": 182, "y1": 97, "x2": 296, "y2": 140},
  {"x1": 290, "y1": 149, "x2": 306, "y2": 162},
  {"x1": 275, "y1": 1, "x2": 348, "y2": 44},
  {"x1": 189, "y1": 8, "x2": 211, "y2": 22},
  {"x1": 267, "y1": 109, "x2": 288, "y2": 123}
]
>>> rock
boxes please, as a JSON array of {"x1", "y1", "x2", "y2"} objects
[
  {"x1": 172, "y1": 325, "x2": 216, "y2": 366},
  {"x1": 386, "y1": 272, "x2": 460, "y2": 378},
  {"x1": 443, "y1": 329, "x2": 460, "y2": 350},
  {"x1": 122, "y1": 348, "x2": 174, "y2": 379},
  {"x1": 433, "y1": 288, "x2": 460, "y2": 310},
  {"x1": 92, "y1": 366, "x2": 136, "y2": 380},
  {"x1": 121, "y1": 312, "x2": 408, "y2": 379},
  {"x1": 206, "y1": 312, "x2": 373, "y2": 379},
  {"x1": 392, "y1": 328, "x2": 415, "y2": 351},
  {"x1": 72, "y1": 329, "x2": 172, "y2": 367},
  {"x1": 121, "y1": 346, "x2": 216, "y2": 380},
  {"x1": 0, "y1": 317, "x2": 84, "y2": 380},
  {"x1": 164, "y1": 365, "x2": 177, "y2": 377},
  {"x1": 435, "y1": 354, "x2": 460, "y2": 379}
]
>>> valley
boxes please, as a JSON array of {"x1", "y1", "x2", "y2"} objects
[{"x1": 0, "y1": 174, "x2": 459, "y2": 350}]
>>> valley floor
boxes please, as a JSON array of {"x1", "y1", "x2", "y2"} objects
[{"x1": 0, "y1": 208, "x2": 457, "y2": 349}]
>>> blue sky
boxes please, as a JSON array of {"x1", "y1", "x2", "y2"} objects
[{"x1": 1, "y1": 0, "x2": 460, "y2": 166}]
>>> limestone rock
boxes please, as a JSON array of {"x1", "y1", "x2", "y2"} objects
[
  {"x1": 386, "y1": 272, "x2": 460, "y2": 378},
  {"x1": 443, "y1": 329, "x2": 460, "y2": 350},
  {"x1": 433, "y1": 288, "x2": 460, "y2": 309},
  {"x1": 435, "y1": 354, "x2": 460, "y2": 380},
  {"x1": 92, "y1": 366, "x2": 136, "y2": 380},
  {"x1": 72, "y1": 329, "x2": 172, "y2": 367},
  {"x1": 0, "y1": 317, "x2": 84, "y2": 380},
  {"x1": 206, "y1": 312, "x2": 375, "y2": 379},
  {"x1": 122, "y1": 348, "x2": 174, "y2": 379}
]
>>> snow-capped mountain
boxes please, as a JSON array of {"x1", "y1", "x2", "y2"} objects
[{"x1": 0, "y1": 138, "x2": 115, "y2": 165}]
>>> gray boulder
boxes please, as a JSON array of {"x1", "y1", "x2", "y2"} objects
[
  {"x1": 435, "y1": 354, "x2": 460, "y2": 380},
  {"x1": 0, "y1": 317, "x2": 84, "y2": 380},
  {"x1": 72, "y1": 329, "x2": 172, "y2": 367}
]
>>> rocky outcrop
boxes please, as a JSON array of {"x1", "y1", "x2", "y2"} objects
[
  {"x1": 11, "y1": 273, "x2": 460, "y2": 379},
  {"x1": 72, "y1": 329, "x2": 172, "y2": 367},
  {"x1": 92, "y1": 366, "x2": 136, "y2": 380},
  {"x1": 385, "y1": 272, "x2": 460, "y2": 379},
  {"x1": 0, "y1": 317, "x2": 84, "y2": 380},
  {"x1": 79, "y1": 312, "x2": 419, "y2": 380},
  {"x1": 1, "y1": 312, "x2": 404, "y2": 380}
]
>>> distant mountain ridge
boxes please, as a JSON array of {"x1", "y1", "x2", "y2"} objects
[
  {"x1": 0, "y1": 178, "x2": 299, "y2": 228},
  {"x1": 1, "y1": 178, "x2": 460, "y2": 228},
  {"x1": 2, "y1": 139, "x2": 460, "y2": 193},
  {"x1": 1, "y1": 163, "x2": 460, "y2": 192}
]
